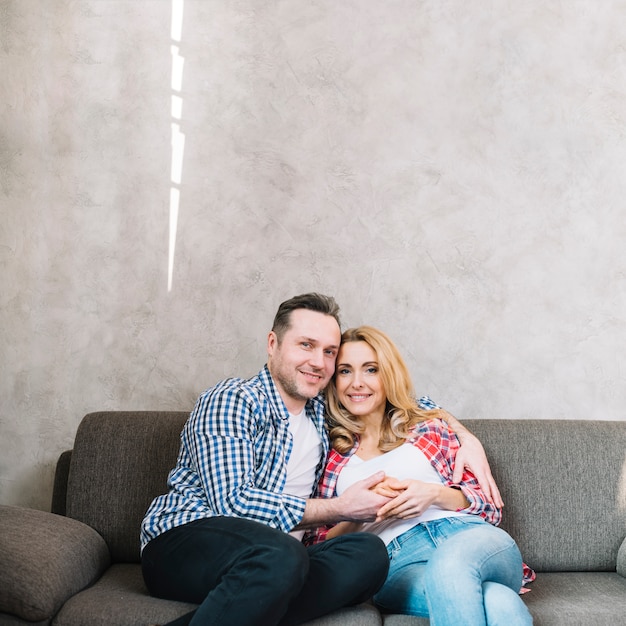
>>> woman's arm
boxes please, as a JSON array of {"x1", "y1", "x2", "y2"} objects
[
  {"x1": 410, "y1": 418, "x2": 502, "y2": 525},
  {"x1": 438, "y1": 409, "x2": 503, "y2": 508},
  {"x1": 324, "y1": 521, "x2": 365, "y2": 539}
]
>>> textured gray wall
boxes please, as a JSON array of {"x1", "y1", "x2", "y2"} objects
[{"x1": 2, "y1": 1, "x2": 626, "y2": 510}]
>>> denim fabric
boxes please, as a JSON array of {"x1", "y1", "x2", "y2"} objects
[{"x1": 374, "y1": 516, "x2": 532, "y2": 626}]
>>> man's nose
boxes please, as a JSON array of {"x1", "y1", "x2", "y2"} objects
[{"x1": 309, "y1": 348, "x2": 325, "y2": 368}]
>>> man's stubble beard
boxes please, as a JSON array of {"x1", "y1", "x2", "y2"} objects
[{"x1": 272, "y1": 366, "x2": 327, "y2": 404}]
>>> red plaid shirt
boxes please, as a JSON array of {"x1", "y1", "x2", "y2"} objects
[{"x1": 304, "y1": 417, "x2": 535, "y2": 586}]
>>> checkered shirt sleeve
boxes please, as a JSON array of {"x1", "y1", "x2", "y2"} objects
[{"x1": 141, "y1": 368, "x2": 315, "y2": 549}]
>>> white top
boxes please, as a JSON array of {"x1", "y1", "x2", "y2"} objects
[
  {"x1": 336, "y1": 442, "x2": 466, "y2": 545},
  {"x1": 285, "y1": 408, "x2": 323, "y2": 539}
]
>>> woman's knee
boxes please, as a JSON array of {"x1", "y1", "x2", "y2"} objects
[
  {"x1": 432, "y1": 524, "x2": 520, "y2": 576},
  {"x1": 424, "y1": 528, "x2": 522, "y2": 600},
  {"x1": 483, "y1": 582, "x2": 533, "y2": 625}
]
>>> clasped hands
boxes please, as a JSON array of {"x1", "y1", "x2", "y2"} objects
[{"x1": 371, "y1": 475, "x2": 443, "y2": 522}]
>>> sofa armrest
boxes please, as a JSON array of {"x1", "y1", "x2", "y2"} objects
[
  {"x1": 618, "y1": 535, "x2": 626, "y2": 577},
  {"x1": 0, "y1": 505, "x2": 111, "y2": 622}
]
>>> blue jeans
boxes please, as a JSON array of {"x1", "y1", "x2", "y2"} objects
[{"x1": 373, "y1": 516, "x2": 532, "y2": 626}]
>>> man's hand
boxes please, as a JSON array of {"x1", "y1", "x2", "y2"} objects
[
  {"x1": 437, "y1": 409, "x2": 503, "y2": 507},
  {"x1": 337, "y1": 471, "x2": 394, "y2": 521},
  {"x1": 298, "y1": 471, "x2": 392, "y2": 528},
  {"x1": 452, "y1": 431, "x2": 503, "y2": 508}
]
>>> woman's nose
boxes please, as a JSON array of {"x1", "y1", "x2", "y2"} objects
[{"x1": 351, "y1": 374, "x2": 364, "y2": 388}]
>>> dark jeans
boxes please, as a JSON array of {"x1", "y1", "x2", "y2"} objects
[{"x1": 141, "y1": 517, "x2": 389, "y2": 626}]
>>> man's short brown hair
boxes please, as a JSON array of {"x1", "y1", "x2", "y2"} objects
[{"x1": 271, "y1": 293, "x2": 341, "y2": 342}]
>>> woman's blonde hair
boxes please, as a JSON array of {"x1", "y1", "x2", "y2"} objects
[{"x1": 326, "y1": 326, "x2": 440, "y2": 454}]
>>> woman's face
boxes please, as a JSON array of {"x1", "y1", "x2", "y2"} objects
[{"x1": 335, "y1": 341, "x2": 386, "y2": 421}]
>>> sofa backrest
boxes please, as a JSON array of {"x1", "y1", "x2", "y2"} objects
[
  {"x1": 464, "y1": 419, "x2": 626, "y2": 572},
  {"x1": 61, "y1": 412, "x2": 626, "y2": 571},
  {"x1": 65, "y1": 411, "x2": 189, "y2": 563}
]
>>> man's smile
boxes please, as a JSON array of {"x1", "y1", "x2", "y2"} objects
[{"x1": 300, "y1": 369, "x2": 323, "y2": 382}]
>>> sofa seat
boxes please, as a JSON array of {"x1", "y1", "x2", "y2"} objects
[
  {"x1": 52, "y1": 564, "x2": 197, "y2": 626},
  {"x1": 516, "y1": 572, "x2": 626, "y2": 626}
]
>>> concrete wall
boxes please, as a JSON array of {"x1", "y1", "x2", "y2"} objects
[{"x1": 2, "y1": 0, "x2": 626, "y2": 509}]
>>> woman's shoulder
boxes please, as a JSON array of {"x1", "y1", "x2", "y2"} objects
[{"x1": 409, "y1": 416, "x2": 450, "y2": 436}]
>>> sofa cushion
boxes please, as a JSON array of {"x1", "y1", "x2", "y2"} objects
[
  {"x1": 0, "y1": 505, "x2": 110, "y2": 622},
  {"x1": 306, "y1": 602, "x2": 383, "y2": 625},
  {"x1": 52, "y1": 564, "x2": 197, "y2": 626},
  {"x1": 0, "y1": 613, "x2": 49, "y2": 626},
  {"x1": 521, "y1": 572, "x2": 626, "y2": 625},
  {"x1": 65, "y1": 411, "x2": 189, "y2": 563}
]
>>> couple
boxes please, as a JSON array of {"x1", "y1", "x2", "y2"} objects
[{"x1": 140, "y1": 293, "x2": 533, "y2": 625}]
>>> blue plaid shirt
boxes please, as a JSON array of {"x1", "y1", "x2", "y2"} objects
[{"x1": 140, "y1": 365, "x2": 329, "y2": 551}]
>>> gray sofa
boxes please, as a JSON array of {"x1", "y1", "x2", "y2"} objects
[{"x1": 1, "y1": 412, "x2": 625, "y2": 626}]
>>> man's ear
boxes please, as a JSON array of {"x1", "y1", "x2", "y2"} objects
[{"x1": 267, "y1": 330, "x2": 277, "y2": 357}]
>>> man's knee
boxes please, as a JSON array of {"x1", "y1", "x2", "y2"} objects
[
  {"x1": 190, "y1": 518, "x2": 310, "y2": 597},
  {"x1": 256, "y1": 532, "x2": 310, "y2": 587},
  {"x1": 324, "y1": 533, "x2": 390, "y2": 593},
  {"x1": 270, "y1": 534, "x2": 309, "y2": 570},
  {"x1": 346, "y1": 532, "x2": 389, "y2": 569}
]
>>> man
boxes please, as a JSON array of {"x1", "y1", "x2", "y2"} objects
[{"x1": 140, "y1": 293, "x2": 500, "y2": 625}]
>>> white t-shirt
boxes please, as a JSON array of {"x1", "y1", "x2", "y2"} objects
[
  {"x1": 336, "y1": 442, "x2": 466, "y2": 545},
  {"x1": 285, "y1": 409, "x2": 323, "y2": 539}
]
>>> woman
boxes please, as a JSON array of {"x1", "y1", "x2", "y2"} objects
[{"x1": 306, "y1": 326, "x2": 534, "y2": 626}]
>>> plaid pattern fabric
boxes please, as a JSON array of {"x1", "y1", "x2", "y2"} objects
[{"x1": 140, "y1": 366, "x2": 328, "y2": 550}]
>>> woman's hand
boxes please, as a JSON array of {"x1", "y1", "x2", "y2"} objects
[
  {"x1": 370, "y1": 476, "x2": 405, "y2": 498},
  {"x1": 375, "y1": 478, "x2": 443, "y2": 520},
  {"x1": 375, "y1": 478, "x2": 470, "y2": 521}
]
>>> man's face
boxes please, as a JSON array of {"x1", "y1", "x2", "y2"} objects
[{"x1": 267, "y1": 308, "x2": 341, "y2": 414}]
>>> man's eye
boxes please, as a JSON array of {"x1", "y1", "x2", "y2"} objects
[{"x1": 301, "y1": 342, "x2": 311, "y2": 348}]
